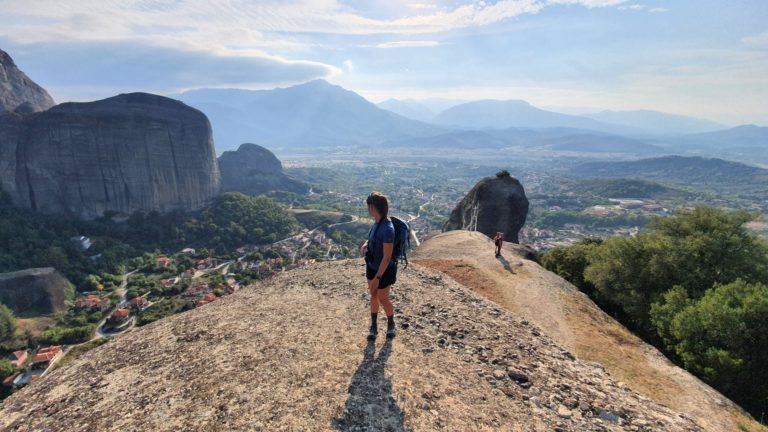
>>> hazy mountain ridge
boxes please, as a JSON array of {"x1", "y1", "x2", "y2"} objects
[
  {"x1": 176, "y1": 80, "x2": 445, "y2": 153},
  {"x1": 572, "y1": 155, "x2": 768, "y2": 193},
  {"x1": 584, "y1": 110, "x2": 726, "y2": 135},
  {"x1": 431, "y1": 99, "x2": 632, "y2": 134}
]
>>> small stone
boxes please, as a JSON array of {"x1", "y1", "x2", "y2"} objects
[
  {"x1": 422, "y1": 402, "x2": 431, "y2": 410},
  {"x1": 507, "y1": 368, "x2": 529, "y2": 383},
  {"x1": 557, "y1": 405, "x2": 572, "y2": 419},
  {"x1": 492, "y1": 370, "x2": 506, "y2": 380}
]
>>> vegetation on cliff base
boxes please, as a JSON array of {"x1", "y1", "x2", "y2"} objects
[{"x1": 541, "y1": 206, "x2": 768, "y2": 419}]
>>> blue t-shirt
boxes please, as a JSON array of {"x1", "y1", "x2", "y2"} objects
[{"x1": 367, "y1": 219, "x2": 395, "y2": 270}]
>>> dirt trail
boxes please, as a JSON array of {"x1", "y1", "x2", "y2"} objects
[{"x1": 413, "y1": 230, "x2": 765, "y2": 432}]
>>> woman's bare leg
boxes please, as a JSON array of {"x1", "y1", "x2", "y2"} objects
[
  {"x1": 369, "y1": 280, "x2": 380, "y2": 314},
  {"x1": 377, "y1": 286, "x2": 394, "y2": 317}
]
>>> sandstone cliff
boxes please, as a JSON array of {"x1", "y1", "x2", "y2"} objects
[
  {"x1": 218, "y1": 143, "x2": 307, "y2": 195},
  {"x1": 443, "y1": 173, "x2": 529, "y2": 243},
  {"x1": 0, "y1": 48, "x2": 55, "y2": 113},
  {"x1": 0, "y1": 92, "x2": 221, "y2": 219},
  {"x1": 0, "y1": 260, "x2": 701, "y2": 431},
  {"x1": 0, "y1": 267, "x2": 73, "y2": 315}
]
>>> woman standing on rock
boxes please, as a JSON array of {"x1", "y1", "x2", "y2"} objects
[
  {"x1": 494, "y1": 232, "x2": 504, "y2": 257},
  {"x1": 359, "y1": 192, "x2": 397, "y2": 340}
]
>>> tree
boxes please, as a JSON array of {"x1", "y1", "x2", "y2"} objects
[
  {"x1": 0, "y1": 303, "x2": 16, "y2": 343},
  {"x1": 584, "y1": 207, "x2": 768, "y2": 336},
  {"x1": 541, "y1": 238, "x2": 603, "y2": 296},
  {"x1": 83, "y1": 274, "x2": 104, "y2": 291},
  {"x1": 34, "y1": 246, "x2": 69, "y2": 269},
  {"x1": 655, "y1": 279, "x2": 768, "y2": 416},
  {"x1": 0, "y1": 359, "x2": 15, "y2": 380}
]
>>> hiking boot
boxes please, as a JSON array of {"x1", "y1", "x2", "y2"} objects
[
  {"x1": 386, "y1": 323, "x2": 396, "y2": 339},
  {"x1": 367, "y1": 325, "x2": 377, "y2": 340}
]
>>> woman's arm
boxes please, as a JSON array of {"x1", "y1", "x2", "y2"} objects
[
  {"x1": 376, "y1": 242, "x2": 394, "y2": 277},
  {"x1": 359, "y1": 240, "x2": 369, "y2": 257}
]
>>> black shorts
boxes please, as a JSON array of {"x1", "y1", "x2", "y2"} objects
[{"x1": 366, "y1": 262, "x2": 397, "y2": 288}]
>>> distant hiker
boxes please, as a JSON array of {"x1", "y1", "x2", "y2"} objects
[
  {"x1": 360, "y1": 192, "x2": 397, "y2": 340},
  {"x1": 494, "y1": 232, "x2": 503, "y2": 257}
]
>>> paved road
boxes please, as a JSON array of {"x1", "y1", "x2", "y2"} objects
[{"x1": 91, "y1": 268, "x2": 139, "y2": 340}]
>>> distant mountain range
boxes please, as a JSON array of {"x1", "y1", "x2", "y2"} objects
[
  {"x1": 176, "y1": 80, "x2": 444, "y2": 153},
  {"x1": 572, "y1": 155, "x2": 768, "y2": 194},
  {"x1": 382, "y1": 98, "x2": 727, "y2": 136},
  {"x1": 663, "y1": 125, "x2": 768, "y2": 150},
  {"x1": 583, "y1": 110, "x2": 725, "y2": 135},
  {"x1": 430, "y1": 99, "x2": 632, "y2": 134},
  {"x1": 387, "y1": 127, "x2": 666, "y2": 155},
  {"x1": 376, "y1": 99, "x2": 435, "y2": 123},
  {"x1": 173, "y1": 79, "x2": 762, "y2": 159}
]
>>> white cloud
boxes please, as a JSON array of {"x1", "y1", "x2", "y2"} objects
[
  {"x1": 648, "y1": 7, "x2": 668, "y2": 13},
  {"x1": 548, "y1": 0, "x2": 627, "y2": 9},
  {"x1": 408, "y1": 3, "x2": 438, "y2": 10},
  {"x1": 376, "y1": 40, "x2": 441, "y2": 48},
  {"x1": 343, "y1": 59, "x2": 354, "y2": 71},
  {"x1": 617, "y1": 4, "x2": 650, "y2": 11},
  {"x1": 0, "y1": 0, "x2": 628, "y2": 43},
  {"x1": 742, "y1": 32, "x2": 768, "y2": 47}
]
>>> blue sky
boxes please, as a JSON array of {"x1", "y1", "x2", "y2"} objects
[{"x1": 0, "y1": 0, "x2": 766, "y2": 125}]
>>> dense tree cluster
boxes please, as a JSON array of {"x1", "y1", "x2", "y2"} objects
[{"x1": 541, "y1": 207, "x2": 768, "y2": 418}]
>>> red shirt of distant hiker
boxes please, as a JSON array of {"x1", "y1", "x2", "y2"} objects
[
  {"x1": 360, "y1": 192, "x2": 398, "y2": 340},
  {"x1": 494, "y1": 232, "x2": 503, "y2": 256}
]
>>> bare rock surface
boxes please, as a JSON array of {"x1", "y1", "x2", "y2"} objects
[
  {"x1": 443, "y1": 174, "x2": 529, "y2": 243},
  {"x1": 0, "y1": 92, "x2": 220, "y2": 218},
  {"x1": 0, "y1": 48, "x2": 55, "y2": 113},
  {"x1": 413, "y1": 230, "x2": 765, "y2": 432},
  {"x1": 0, "y1": 267, "x2": 72, "y2": 314},
  {"x1": 218, "y1": 143, "x2": 307, "y2": 195},
  {"x1": 0, "y1": 260, "x2": 701, "y2": 431}
]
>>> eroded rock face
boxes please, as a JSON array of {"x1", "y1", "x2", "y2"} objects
[
  {"x1": 218, "y1": 143, "x2": 307, "y2": 195},
  {"x1": 0, "y1": 267, "x2": 72, "y2": 315},
  {"x1": 443, "y1": 174, "x2": 529, "y2": 243},
  {"x1": 0, "y1": 92, "x2": 221, "y2": 219},
  {"x1": 0, "y1": 48, "x2": 55, "y2": 113}
]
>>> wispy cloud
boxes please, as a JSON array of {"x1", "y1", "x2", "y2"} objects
[
  {"x1": 742, "y1": 31, "x2": 768, "y2": 47},
  {"x1": 648, "y1": 7, "x2": 668, "y2": 13},
  {"x1": 0, "y1": 0, "x2": 628, "y2": 43},
  {"x1": 376, "y1": 40, "x2": 441, "y2": 48}
]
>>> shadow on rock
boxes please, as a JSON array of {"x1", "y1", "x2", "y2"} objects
[
  {"x1": 331, "y1": 338, "x2": 405, "y2": 431},
  {"x1": 496, "y1": 254, "x2": 515, "y2": 274}
]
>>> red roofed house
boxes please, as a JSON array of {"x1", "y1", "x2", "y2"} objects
[
  {"x1": 128, "y1": 297, "x2": 149, "y2": 312},
  {"x1": 182, "y1": 283, "x2": 211, "y2": 299},
  {"x1": 2, "y1": 372, "x2": 21, "y2": 387},
  {"x1": 31, "y1": 346, "x2": 63, "y2": 370},
  {"x1": 160, "y1": 276, "x2": 179, "y2": 288},
  {"x1": 195, "y1": 293, "x2": 217, "y2": 307},
  {"x1": 9, "y1": 350, "x2": 28, "y2": 368},
  {"x1": 75, "y1": 294, "x2": 111, "y2": 312},
  {"x1": 157, "y1": 256, "x2": 171, "y2": 268},
  {"x1": 108, "y1": 308, "x2": 130, "y2": 325}
]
